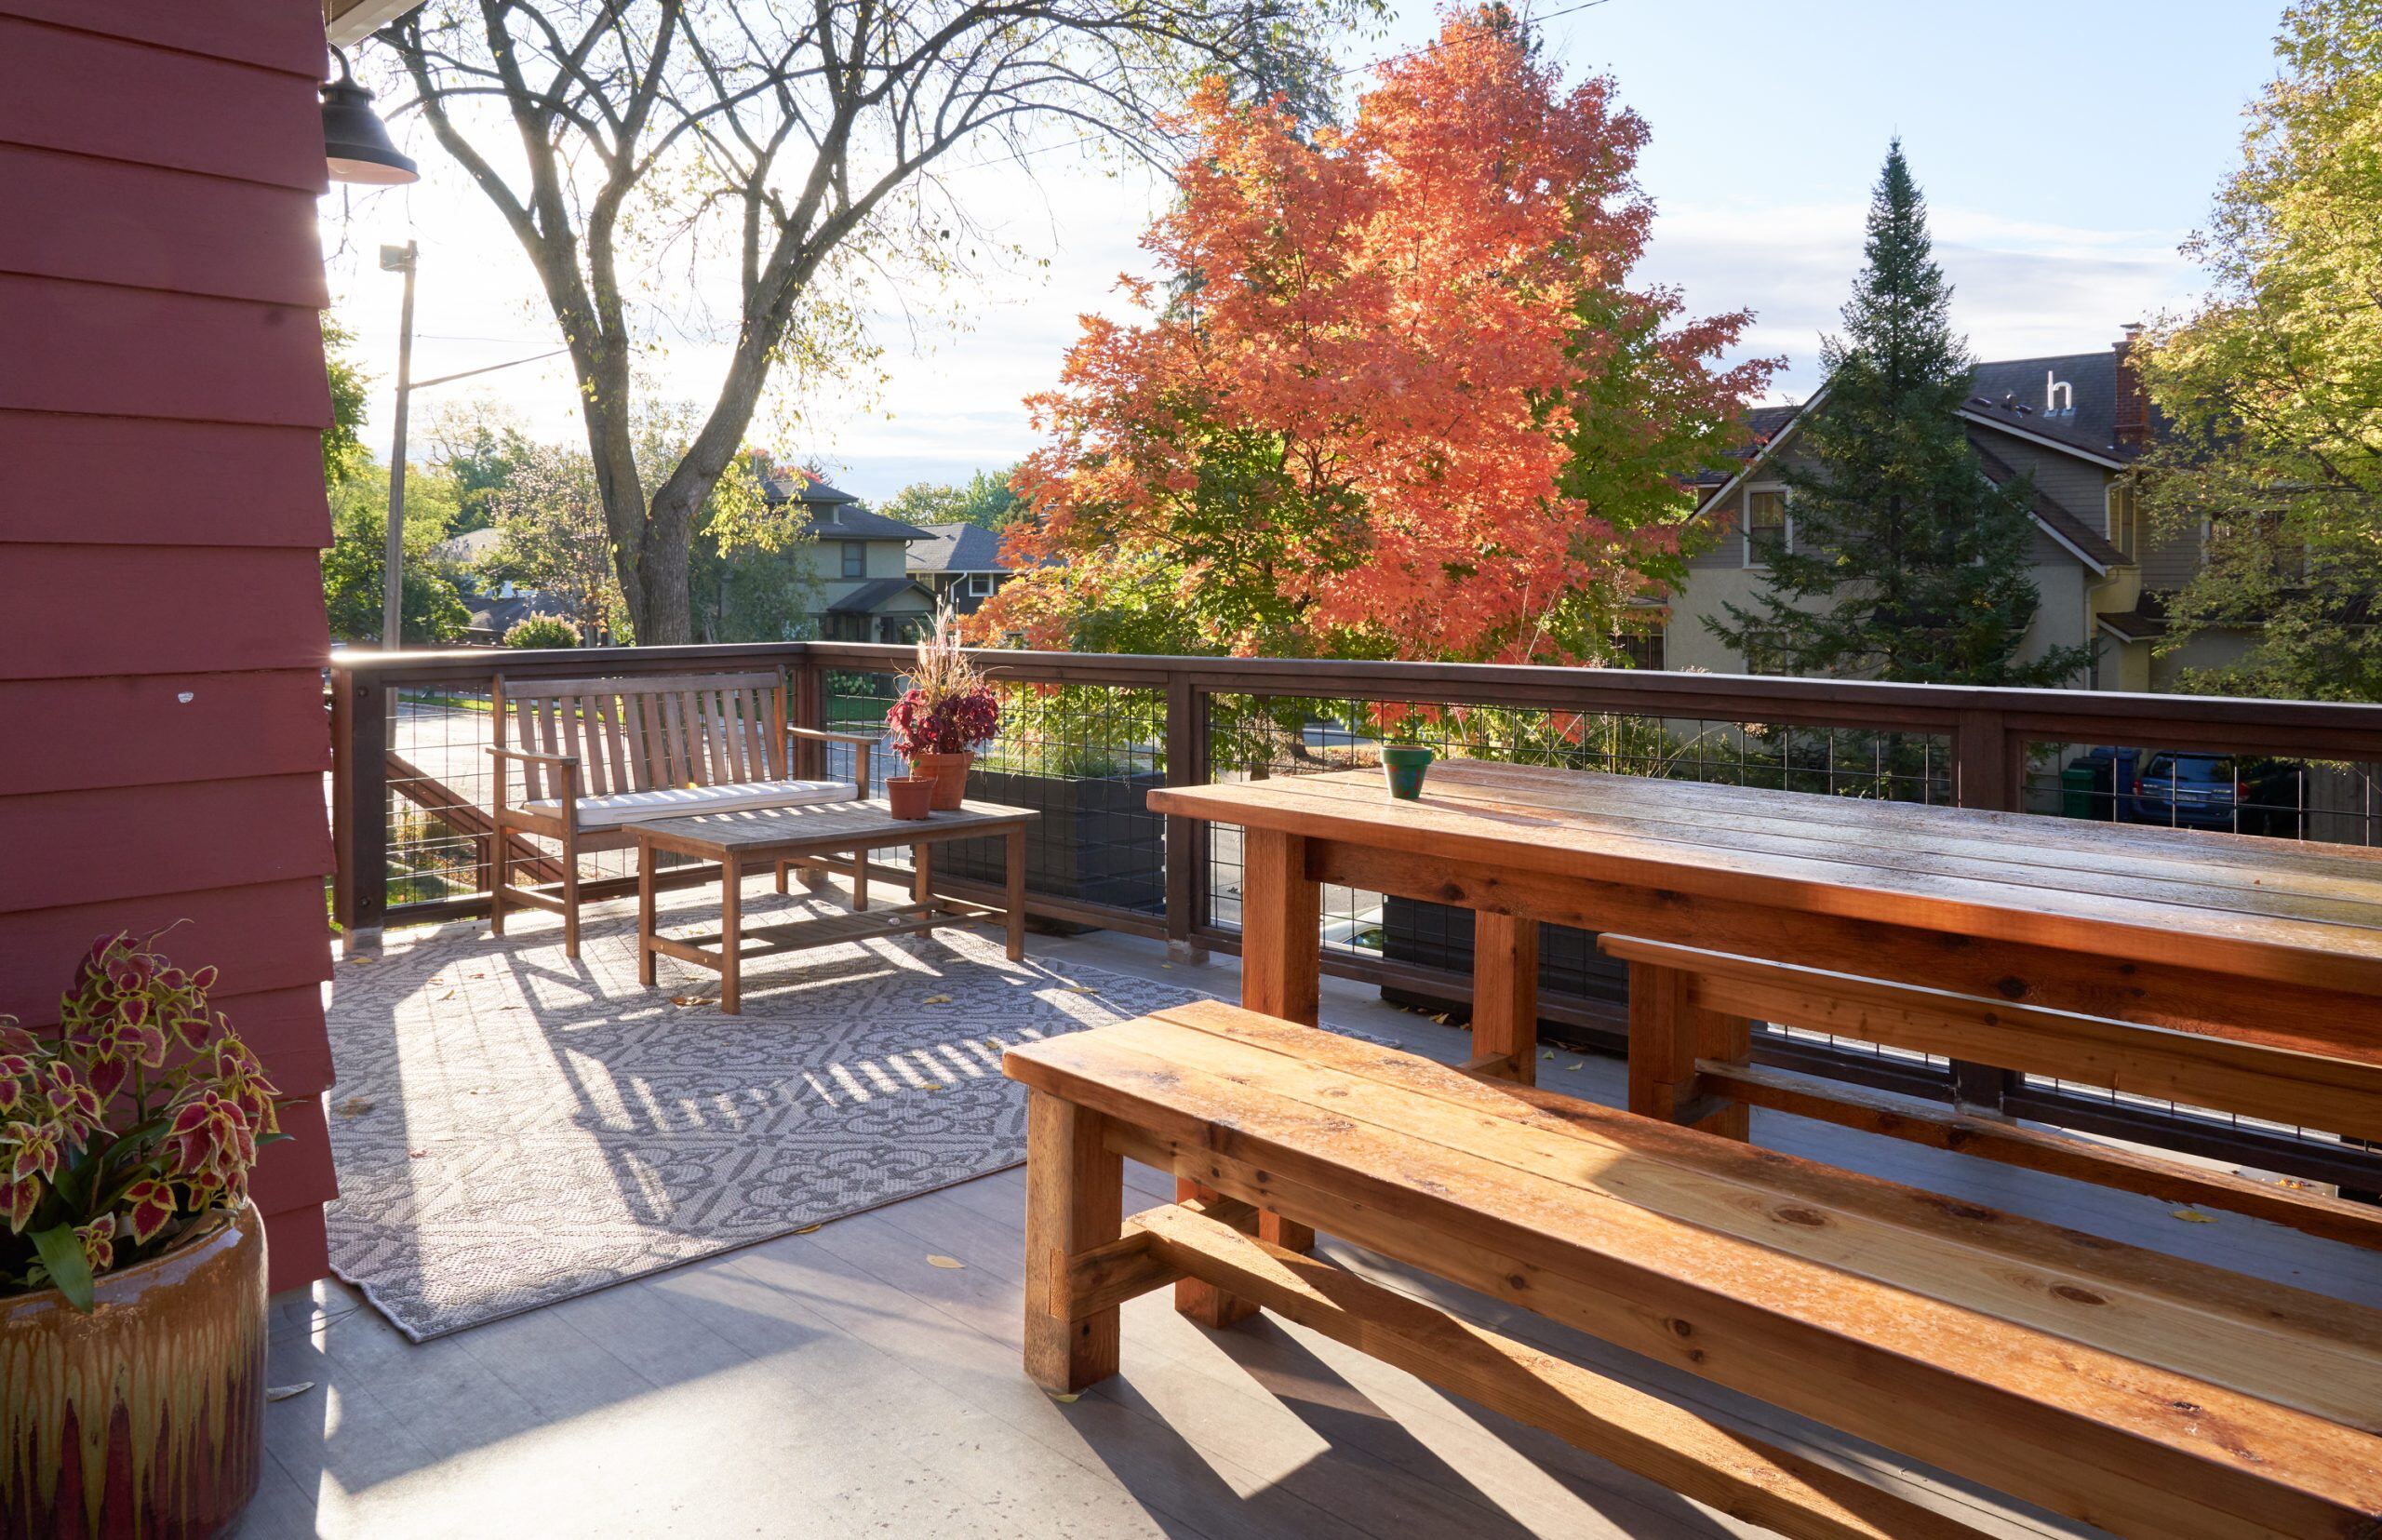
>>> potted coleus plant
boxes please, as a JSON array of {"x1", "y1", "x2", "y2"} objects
[
  {"x1": 2, "y1": 931, "x2": 286, "y2": 1540},
  {"x1": 887, "y1": 603, "x2": 1001, "y2": 810}
]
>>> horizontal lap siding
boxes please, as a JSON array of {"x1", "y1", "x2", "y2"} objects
[{"x1": 0, "y1": 0, "x2": 339, "y2": 1291}]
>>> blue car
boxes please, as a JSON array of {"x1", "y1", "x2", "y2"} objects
[{"x1": 2129, "y1": 751, "x2": 2306, "y2": 837}]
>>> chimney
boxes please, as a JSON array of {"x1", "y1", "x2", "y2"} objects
[{"x1": 2113, "y1": 323, "x2": 2148, "y2": 451}]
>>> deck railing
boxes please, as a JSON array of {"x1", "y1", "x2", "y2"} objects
[{"x1": 328, "y1": 641, "x2": 2382, "y2": 1190}]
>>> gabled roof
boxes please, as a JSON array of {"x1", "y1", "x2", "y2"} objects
[
  {"x1": 806, "y1": 504, "x2": 930, "y2": 542},
  {"x1": 907, "y1": 522, "x2": 1014, "y2": 574},
  {"x1": 1972, "y1": 442, "x2": 2123, "y2": 572},
  {"x1": 1960, "y1": 350, "x2": 2139, "y2": 465},
  {"x1": 761, "y1": 467, "x2": 861, "y2": 507},
  {"x1": 824, "y1": 577, "x2": 936, "y2": 613}
]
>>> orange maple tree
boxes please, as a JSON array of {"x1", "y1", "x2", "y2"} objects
[{"x1": 979, "y1": 6, "x2": 1773, "y2": 663}]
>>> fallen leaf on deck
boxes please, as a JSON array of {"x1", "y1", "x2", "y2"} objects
[
  {"x1": 2172, "y1": 1209, "x2": 2215, "y2": 1223},
  {"x1": 335, "y1": 1096, "x2": 374, "y2": 1119},
  {"x1": 671, "y1": 995, "x2": 716, "y2": 1007},
  {"x1": 921, "y1": 994, "x2": 954, "y2": 1005},
  {"x1": 343, "y1": 957, "x2": 375, "y2": 966},
  {"x1": 1046, "y1": 1391, "x2": 1082, "y2": 1403},
  {"x1": 408, "y1": 1148, "x2": 426, "y2": 1159},
  {"x1": 793, "y1": 1224, "x2": 823, "y2": 1236},
  {"x1": 927, "y1": 1254, "x2": 965, "y2": 1269},
  {"x1": 918, "y1": 1082, "x2": 946, "y2": 1091},
  {"x1": 266, "y1": 1382, "x2": 315, "y2": 1402},
  {"x1": 438, "y1": 990, "x2": 455, "y2": 1000},
  {"x1": 1064, "y1": 985, "x2": 1100, "y2": 996},
  {"x1": 1542, "y1": 1050, "x2": 1555, "y2": 1060}
]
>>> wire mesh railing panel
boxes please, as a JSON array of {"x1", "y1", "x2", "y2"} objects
[
  {"x1": 2023, "y1": 742, "x2": 2381, "y2": 847},
  {"x1": 820, "y1": 673, "x2": 1171, "y2": 916}
]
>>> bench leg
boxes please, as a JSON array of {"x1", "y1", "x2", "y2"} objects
[
  {"x1": 559, "y1": 820, "x2": 582, "y2": 959},
  {"x1": 851, "y1": 846, "x2": 869, "y2": 912},
  {"x1": 489, "y1": 825, "x2": 509, "y2": 937},
  {"x1": 913, "y1": 842, "x2": 932, "y2": 904},
  {"x1": 636, "y1": 840, "x2": 657, "y2": 987},
  {"x1": 1627, "y1": 961, "x2": 1751, "y2": 1140},
  {"x1": 720, "y1": 853, "x2": 743, "y2": 1014},
  {"x1": 1472, "y1": 911, "x2": 1539, "y2": 1086},
  {"x1": 1023, "y1": 1091, "x2": 1122, "y2": 1394},
  {"x1": 1178, "y1": 824, "x2": 1318, "y2": 1323}
]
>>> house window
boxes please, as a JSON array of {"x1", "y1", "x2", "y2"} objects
[
  {"x1": 840, "y1": 542, "x2": 866, "y2": 579},
  {"x1": 1745, "y1": 489, "x2": 1788, "y2": 565},
  {"x1": 968, "y1": 572, "x2": 997, "y2": 597},
  {"x1": 1613, "y1": 626, "x2": 1666, "y2": 671}
]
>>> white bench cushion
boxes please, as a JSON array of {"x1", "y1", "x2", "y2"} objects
[{"x1": 524, "y1": 779, "x2": 853, "y2": 830}]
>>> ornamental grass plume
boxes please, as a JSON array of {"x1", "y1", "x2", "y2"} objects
[{"x1": 888, "y1": 602, "x2": 1002, "y2": 757}]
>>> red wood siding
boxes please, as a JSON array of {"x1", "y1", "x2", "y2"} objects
[{"x1": 0, "y1": 0, "x2": 339, "y2": 1292}]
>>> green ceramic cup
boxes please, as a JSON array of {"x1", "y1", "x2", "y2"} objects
[{"x1": 1382, "y1": 743, "x2": 1434, "y2": 799}]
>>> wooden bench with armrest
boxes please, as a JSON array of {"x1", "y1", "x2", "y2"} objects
[
  {"x1": 488, "y1": 670, "x2": 880, "y2": 956},
  {"x1": 1006, "y1": 1001, "x2": 2382, "y2": 1540},
  {"x1": 1598, "y1": 933, "x2": 2382, "y2": 1250}
]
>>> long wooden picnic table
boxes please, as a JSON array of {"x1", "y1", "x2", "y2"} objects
[{"x1": 1148, "y1": 759, "x2": 2382, "y2": 1081}]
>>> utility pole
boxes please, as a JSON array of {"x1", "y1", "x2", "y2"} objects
[{"x1": 380, "y1": 240, "x2": 418, "y2": 649}]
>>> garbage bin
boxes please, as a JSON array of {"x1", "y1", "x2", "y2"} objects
[{"x1": 2060, "y1": 759, "x2": 2103, "y2": 819}]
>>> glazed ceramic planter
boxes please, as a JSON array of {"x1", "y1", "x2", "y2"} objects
[
  {"x1": 911, "y1": 750, "x2": 974, "y2": 810},
  {"x1": 1382, "y1": 744, "x2": 1434, "y2": 799},
  {"x1": 0, "y1": 1204, "x2": 267, "y2": 1540},
  {"x1": 887, "y1": 775, "x2": 935, "y2": 821}
]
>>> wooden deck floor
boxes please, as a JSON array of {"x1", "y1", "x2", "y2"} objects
[{"x1": 242, "y1": 896, "x2": 2382, "y2": 1539}]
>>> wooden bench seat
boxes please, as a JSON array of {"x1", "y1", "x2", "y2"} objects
[
  {"x1": 1005, "y1": 1001, "x2": 2382, "y2": 1540},
  {"x1": 489, "y1": 670, "x2": 879, "y2": 956},
  {"x1": 1599, "y1": 934, "x2": 2382, "y2": 1250}
]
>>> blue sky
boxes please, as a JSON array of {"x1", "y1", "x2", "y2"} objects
[{"x1": 329, "y1": 0, "x2": 2286, "y2": 502}]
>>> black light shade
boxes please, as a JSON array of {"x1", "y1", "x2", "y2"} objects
[{"x1": 322, "y1": 75, "x2": 418, "y2": 186}]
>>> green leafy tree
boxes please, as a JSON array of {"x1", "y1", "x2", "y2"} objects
[
  {"x1": 2134, "y1": 0, "x2": 2382, "y2": 701},
  {"x1": 488, "y1": 443, "x2": 632, "y2": 643},
  {"x1": 319, "y1": 321, "x2": 469, "y2": 645},
  {"x1": 1709, "y1": 143, "x2": 2091, "y2": 687},
  {"x1": 323, "y1": 462, "x2": 470, "y2": 644},
  {"x1": 880, "y1": 468, "x2": 1025, "y2": 531},
  {"x1": 428, "y1": 400, "x2": 536, "y2": 534}
]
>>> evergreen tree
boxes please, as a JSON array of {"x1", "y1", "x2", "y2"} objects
[{"x1": 1708, "y1": 142, "x2": 2092, "y2": 687}]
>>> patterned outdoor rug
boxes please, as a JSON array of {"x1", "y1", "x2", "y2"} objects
[{"x1": 324, "y1": 891, "x2": 1358, "y2": 1340}]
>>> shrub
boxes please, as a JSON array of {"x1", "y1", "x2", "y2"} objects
[{"x1": 503, "y1": 614, "x2": 582, "y2": 649}]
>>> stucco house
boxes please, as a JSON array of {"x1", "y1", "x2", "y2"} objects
[
  {"x1": 1661, "y1": 330, "x2": 2242, "y2": 692},
  {"x1": 758, "y1": 467, "x2": 940, "y2": 641},
  {"x1": 907, "y1": 520, "x2": 1018, "y2": 615}
]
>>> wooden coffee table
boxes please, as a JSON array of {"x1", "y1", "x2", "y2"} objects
[{"x1": 633, "y1": 799, "x2": 1038, "y2": 1012}]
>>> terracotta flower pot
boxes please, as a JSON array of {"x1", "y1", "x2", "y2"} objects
[
  {"x1": 911, "y1": 750, "x2": 974, "y2": 810},
  {"x1": 1, "y1": 1203, "x2": 267, "y2": 1540},
  {"x1": 887, "y1": 775, "x2": 935, "y2": 821}
]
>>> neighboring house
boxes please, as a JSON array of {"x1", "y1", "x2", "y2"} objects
[
  {"x1": 762, "y1": 469, "x2": 940, "y2": 642},
  {"x1": 1662, "y1": 329, "x2": 2241, "y2": 692},
  {"x1": 432, "y1": 526, "x2": 545, "y2": 644},
  {"x1": 906, "y1": 521, "x2": 1019, "y2": 615}
]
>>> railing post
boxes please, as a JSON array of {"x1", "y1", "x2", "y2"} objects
[
  {"x1": 331, "y1": 665, "x2": 388, "y2": 957},
  {"x1": 791, "y1": 655, "x2": 826, "y2": 779},
  {"x1": 1950, "y1": 706, "x2": 2024, "y2": 1113},
  {"x1": 1954, "y1": 708, "x2": 2026, "y2": 813},
  {"x1": 1163, "y1": 670, "x2": 1210, "y2": 963}
]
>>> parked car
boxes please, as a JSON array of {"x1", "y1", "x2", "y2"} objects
[{"x1": 2128, "y1": 751, "x2": 2307, "y2": 837}]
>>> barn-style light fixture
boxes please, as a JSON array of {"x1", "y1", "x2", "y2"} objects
[{"x1": 322, "y1": 48, "x2": 418, "y2": 185}]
